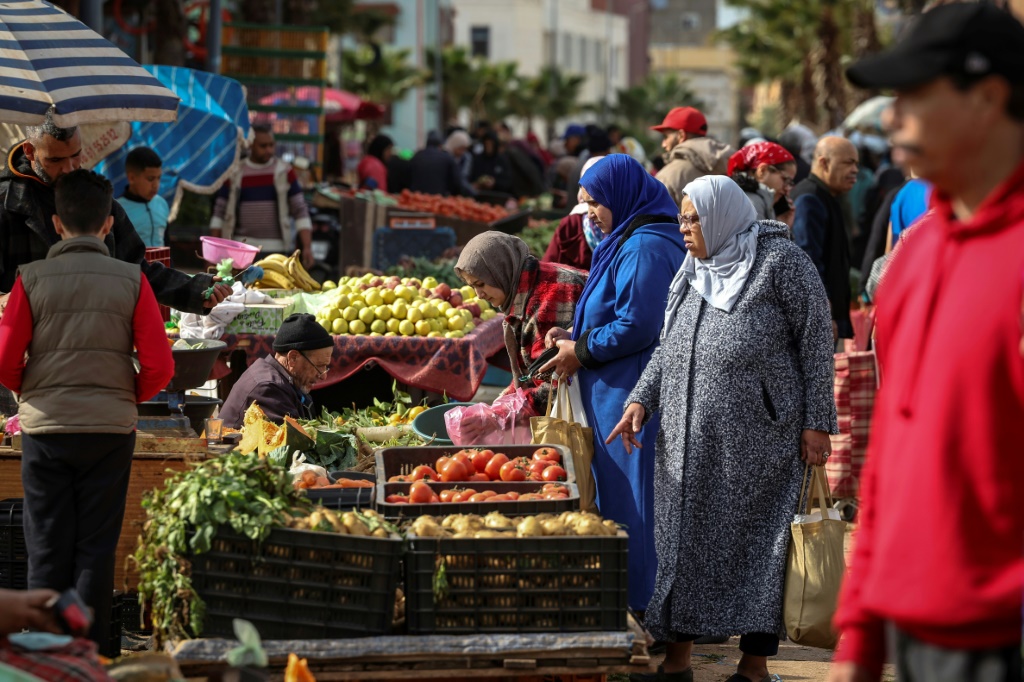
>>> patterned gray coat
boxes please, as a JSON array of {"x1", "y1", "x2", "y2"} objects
[{"x1": 627, "y1": 222, "x2": 838, "y2": 640}]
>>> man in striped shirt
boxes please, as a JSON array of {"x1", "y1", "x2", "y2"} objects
[{"x1": 210, "y1": 124, "x2": 315, "y2": 267}]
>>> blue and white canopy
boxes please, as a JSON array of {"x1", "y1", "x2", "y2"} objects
[
  {"x1": 0, "y1": 0, "x2": 178, "y2": 127},
  {"x1": 96, "y1": 66, "x2": 251, "y2": 219}
]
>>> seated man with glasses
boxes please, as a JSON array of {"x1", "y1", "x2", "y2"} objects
[{"x1": 219, "y1": 313, "x2": 334, "y2": 428}]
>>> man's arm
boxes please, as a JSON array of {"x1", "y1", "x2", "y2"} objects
[
  {"x1": 111, "y1": 201, "x2": 218, "y2": 314},
  {"x1": 286, "y1": 170, "x2": 314, "y2": 267},
  {"x1": 0, "y1": 277, "x2": 32, "y2": 393},
  {"x1": 792, "y1": 194, "x2": 829, "y2": 279},
  {"x1": 209, "y1": 181, "x2": 230, "y2": 238}
]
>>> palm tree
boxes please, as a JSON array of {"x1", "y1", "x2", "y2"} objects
[
  {"x1": 529, "y1": 66, "x2": 587, "y2": 143},
  {"x1": 612, "y1": 73, "x2": 704, "y2": 138},
  {"x1": 341, "y1": 46, "x2": 429, "y2": 109}
]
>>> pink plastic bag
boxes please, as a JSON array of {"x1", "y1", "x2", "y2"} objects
[{"x1": 445, "y1": 389, "x2": 535, "y2": 446}]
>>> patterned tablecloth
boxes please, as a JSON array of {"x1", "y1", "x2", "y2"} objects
[{"x1": 220, "y1": 315, "x2": 506, "y2": 402}]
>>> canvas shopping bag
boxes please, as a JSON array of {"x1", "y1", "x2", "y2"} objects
[
  {"x1": 783, "y1": 464, "x2": 846, "y2": 649},
  {"x1": 530, "y1": 377, "x2": 596, "y2": 512}
]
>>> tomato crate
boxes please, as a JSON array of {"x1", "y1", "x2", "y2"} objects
[
  {"x1": 376, "y1": 481, "x2": 578, "y2": 520},
  {"x1": 301, "y1": 471, "x2": 375, "y2": 510},
  {"x1": 0, "y1": 498, "x2": 27, "y2": 590},
  {"x1": 189, "y1": 526, "x2": 402, "y2": 639},
  {"x1": 375, "y1": 444, "x2": 575, "y2": 487},
  {"x1": 404, "y1": 532, "x2": 628, "y2": 634}
]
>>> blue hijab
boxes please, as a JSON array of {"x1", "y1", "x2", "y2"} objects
[{"x1": 571, "y1": 155, "x2": 680, "y2": 338}]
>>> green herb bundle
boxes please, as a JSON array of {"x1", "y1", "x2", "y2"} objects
[{"x1": 133, "y1": 451, "x2": 308, "y2": 644}]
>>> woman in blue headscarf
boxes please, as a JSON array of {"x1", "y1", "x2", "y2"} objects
[{"x1": 541, "y1": 154, "x2": 687, "y2": 611}]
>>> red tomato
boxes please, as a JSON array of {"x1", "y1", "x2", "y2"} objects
[
  {"x1": 506, "y1": 491, "x2": 521, "y2": 501},
  {"x1": 468, "y1": 472, "x2": 490, "y2": 482},
  {"x1": 542, "y1": 483, "x2": 568, "y2": 493},
  {"x1": 471, "y1": 450, "x2": 493, "y2": 473},
  {"x1": 468, "y1": 493, "x2": 491, "y2": 502},
  {"x1": 542, "y1": 465, "x2": 567, "y2": 482},
  {"x1": 439, "y1": 489, "x2": 458, "y2": 503},
  {"x1": 435, "y1": 456, "x2": 452, "y2": 473},
  {"x1": 533, "y1": 447, "x2": 561, "y2": 463},
  {"x1": 440, "y1": 459, "x2": 469, "y2": 483},
  {"x1": 410, "y1": 465, "x2": 438, "y2": 482},
  {"x1": 388, "y1": 475, "x2": 410, "y2": 483},
  {"x1": 409, "y1": 480, "x2": 434, "y2": 503},
  {"x1": 484, "y1": 453, "x2": 509, "y2": 480},
  {"x1": 518, "y1": 493, "x2": 542, "y2": 501},
  {"x1": 451, "y1": 452, "x2": 473, "y2": 470},
  {"x1": 453, "y1": 488, "x2": 478, "y2": 502},
  {"x1": 543, "y1": 491, "x2": 568, "y2": 500},
  {"x1": 499, "y1": 461, "x2": 527, "y2": 482},
  {"x1": 527, "y1": 472, "x2": 542, "y2": 482},
  {"x1": 512, "y1": 456, "x2": 532, "y2": 468},
  {"x1": 385, "y1": 494, "x2": 409, "y2": 504},
  {"x1": 429, "y1": 494, "x2": 441, "y2": 503},
  {"x1": 527, "y1": 460, "x2": 552, "y2": 476},
  {"x1": 489, "y1": 494, "x2": 511, "y2": 502},
  {"x1": 480, "y1": 490, "x2": 498, "y2": 498}
]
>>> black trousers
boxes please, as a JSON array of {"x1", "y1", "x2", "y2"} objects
[
  {"x1": 21, "y1": 431, "x2": 135, "y2": 658},
  {"x1": 675, "y1": 631, "x2": 780, "y2": 657},
  {"x1": 891, "y1": 626, "x2": 1022, "y2": 682}
]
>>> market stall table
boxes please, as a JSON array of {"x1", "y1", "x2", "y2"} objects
[
  {"x1": 170, "y1": 615, "x2": 652, "y2": 680},
  {"x1": 221, "y1": 315, "x2": 506, "y2": 403}
]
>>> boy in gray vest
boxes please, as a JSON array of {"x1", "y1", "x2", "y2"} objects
[{"x1": 0, "y1": 169, "x2": 174, "y2": 656}]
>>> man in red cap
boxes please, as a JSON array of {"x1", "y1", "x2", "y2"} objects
[
  {"x1": 651, "y1": 106, "x2": 733, "y2": 207},
  {"x1": 830, "y1": 3, "x2": 1024, "y2": 681}
]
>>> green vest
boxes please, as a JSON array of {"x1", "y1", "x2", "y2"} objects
[{"x1": 18, "y1": 236, "x2": 141, "y2": 434}]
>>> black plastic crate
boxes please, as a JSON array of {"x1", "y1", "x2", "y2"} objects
[
  {"x1": 404, "y1": 532, "x2": 628, "y2": 634},
  {"x1": 119, "y1": 591, "x2": 151, "y2": 634},
  {"x1": 110, "y1": 591, "x2": 123, "y2": 654},
  {"x1": 300, "y1": 471, "x2": 375, "y2": 510},
  {"x1": 0, "y1": 499, "x2": 27, "y2": 590},
  {"x1": 376, "y1": 481, "x2": 578, "y2": 520},
  {"x1": 190, "y1": 526, "x2": 402, "y2": 639},
  {"x1": 375, "y1": 444, "x2": 575, "y2": 486}
]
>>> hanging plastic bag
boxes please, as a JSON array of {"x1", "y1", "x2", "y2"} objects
[{"x1": 444, "y1": 389, "x2": 535, "y2": 445}]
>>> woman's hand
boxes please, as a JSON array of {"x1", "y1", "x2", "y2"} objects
[
  {"x1": 0, "y1": 588, "x2": 61, "y2": 636},
  {"x1": 801, "y1": 429, "x2": 832, "y2": 466},
  {"x1": 544, "y1": 327, "x2": 572, "y2": 348},
  {"x1": 606, "y1": 403, "x2": 646, "y2": 454},
  {"x1": 540, "y1": 339, "x2": 582, "y2": 378}
]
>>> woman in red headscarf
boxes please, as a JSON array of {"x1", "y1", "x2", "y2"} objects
[{"x1": 727, "y1": 142, "x2": 797, "y2": 225}]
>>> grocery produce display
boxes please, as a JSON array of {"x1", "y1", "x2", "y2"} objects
[
  {"x1": 394, "y1": 190, "x2": 511, "y2": 223},
  {"x1": 250, "y1": 251, "x2": 322, "y2": 292},
  {"x1": 386, "y1": 447, "x2": 568, "y2": 484},
  {"x1": 314, "y1": 273, "x2": 497, "y2": 338},
  {"x1": 293, "y1": 471, "x2": 375, "y2": 490},
  {"x1": 284, "y1": 506, "x2": 398, "y2": 537}
]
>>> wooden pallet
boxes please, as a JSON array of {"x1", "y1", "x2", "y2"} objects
[{"x1": 173, "y1": 616, "x2": 652, "y2": 680}]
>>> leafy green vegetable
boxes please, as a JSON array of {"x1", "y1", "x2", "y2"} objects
[
  {"x1": 226, "y1": 619, "x2": 267, "y2": 668},
  {"x1": 519, "y1": 220, "x2": 559, "y2": 258},
  {"x1": 133, "y1": 451, "x2": 308, "y2": 644}
]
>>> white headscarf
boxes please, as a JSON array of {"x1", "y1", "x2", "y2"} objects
[
  {"x1": 662, "y1": 176, "x2": 759, "y2": 334},
  {"x1": 569, "y1": 156, "x2": 606, "y2": 215}
]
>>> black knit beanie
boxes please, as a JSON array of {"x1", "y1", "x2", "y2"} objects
[{"x1": 273, "y1": 313, "x2": 334, "y2": 352}]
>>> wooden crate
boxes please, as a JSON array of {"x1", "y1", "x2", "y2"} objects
[{"x1": 0, "y1": 448, "x2": 193, "y2": 590}]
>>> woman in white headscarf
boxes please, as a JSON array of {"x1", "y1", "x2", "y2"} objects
[{"x1": 608, "y1": 176, "x2": 837, "y2": 682}]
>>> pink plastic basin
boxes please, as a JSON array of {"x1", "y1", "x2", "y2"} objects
[{"x1": 199, "y1": 236, "x2": 261, "y2": 268}]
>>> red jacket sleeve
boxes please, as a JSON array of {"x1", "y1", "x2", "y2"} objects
[
  {"x1": 832, "y1": 440, "x2": 887, "y2": 677},
  {"x1": 133, "y1": 275, "x2": 175, "y2": 402},
  {"x1": 0, "y1": 278, "x2": 33, "y2": 394}
]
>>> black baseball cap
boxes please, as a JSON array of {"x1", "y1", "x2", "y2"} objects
[{"x1": 846, "y1": 3, "x2": 1024, "y2": 90}]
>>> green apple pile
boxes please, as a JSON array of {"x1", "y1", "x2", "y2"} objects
[{"x1": 315, "y1": 275, "x2": 498, "y2": 338}]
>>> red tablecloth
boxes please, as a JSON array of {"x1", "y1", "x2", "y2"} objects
[{"x1": 220, "y1": 315, "x2": 506, "y2": 402}]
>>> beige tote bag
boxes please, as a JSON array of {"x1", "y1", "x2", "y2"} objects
[
  {"x1": 530, "y1": 378, "x2": 596, "y2": 512},
  {"x1": 783, "y1": 464, "x2": 846, "y2": 649}
]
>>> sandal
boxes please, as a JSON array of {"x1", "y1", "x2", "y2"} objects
[
  {"x1": 629, "y1": 665, "x2": 694, "y2": 682},
  {"x1": 725, "y1": 675, "x2": 783, "y2": 682}
]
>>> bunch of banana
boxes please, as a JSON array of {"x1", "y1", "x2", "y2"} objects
[{"x1": 252, "y1": 251, "x2": 321, "y2": 291}]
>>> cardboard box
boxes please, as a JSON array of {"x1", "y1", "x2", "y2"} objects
[{"x1": 223, "y1": 299, "x2": 296, "y2": 335}]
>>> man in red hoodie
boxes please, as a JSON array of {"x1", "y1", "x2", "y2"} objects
[{"x1": 831, "y1": 4, "x2": 1024, "y2": 681}]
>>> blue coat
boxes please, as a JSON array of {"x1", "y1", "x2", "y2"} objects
[{"x1": 575, "y1": 220, "x2": 687, "y2": 610}]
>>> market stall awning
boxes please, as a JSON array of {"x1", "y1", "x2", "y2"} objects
[
  {"x1": 95, "y1": 66, "x2": 250, "y2": 220},
  {"x1": 259, "y1": 86, "x2": 384, "y2": 123},
  {"x1": 0, "y1": 0, "x2": 179, "y2": 127}
]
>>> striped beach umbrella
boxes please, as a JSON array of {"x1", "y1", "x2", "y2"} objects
[{"x1": 0, "y1": 0, "x2": 179, "y2": 127}]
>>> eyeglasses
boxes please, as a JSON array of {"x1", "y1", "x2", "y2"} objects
[
  {"x1": 767, "y1": 166, "x2": 796, "y2": 187},
  {"x1": 299, "y1": 352, "x2": 330, "y2": 378},
  {"x1": 677, "y1": 213, "x2": 701, "y2": 227}
]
